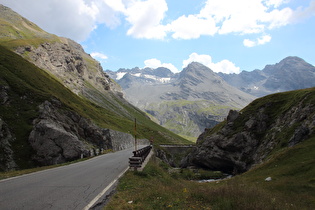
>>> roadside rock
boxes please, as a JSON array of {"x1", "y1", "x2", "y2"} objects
[
  {"x1": 0, "y1": 118, "x2": 18, "y2": 171},
  {"x1": 28, "y1": 99, "x2": 147, "y2": 166}
]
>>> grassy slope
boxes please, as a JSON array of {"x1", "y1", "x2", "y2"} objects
[
  {"x1": 147, "y1": 100, "x2": 234, "y2": 137},
  {"x1": 106, "y1": 89, "x2": 315, "y2": 209},
  {"x1": 106, "y1": 138, "x2": 315, "y2": 210},
  {"x1": 0, "y1": 45, "x2": 189, "y2": 169},
  {"x1": 204, "y1": 87, "x2": 315, "y2": 146}
]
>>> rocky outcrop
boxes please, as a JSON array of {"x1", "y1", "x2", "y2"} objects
[
  {"x1": 0, "y1": 118, "x2": 18, "y2": 171},
  {"x1": 14, "y1": 39, "x2": 122, "y2": 96},
  {"x1": 28, "y1": 99, "x2": 147, "y2": 166},
  {"x1": 186, "y1": 90, "x2": 315, "y2": 174},
  {"x1": 1, "y1": 5, "x2": 121, "y2": 97}
]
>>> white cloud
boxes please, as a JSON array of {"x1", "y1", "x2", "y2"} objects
[
  {"x1": 0, "y1": 0, "x2": 126, "y2": 42},
  {"x1": 243, "y1": 39, "x2": 256, "y2": 48},
  {"x1": 167, "y1": 15, "x2": 218, "y2": 39},
  {"x1": 1, "y1": 0, "x2": 314, "y2": 44},
  {"x1": 124, "y1": 0, "x2": 168, "y2": 39},
  {"x1": 243, "y1": 35, "x2": 272, "y2": 47},
  {"x1": 258, "y1": 35, "x2": 272, "y2": 45},
  {"x1": 265, "y1": 0, "x2": 289, "y2": 8},
  {"x1": 182, "y1": 53, "x2": 213, "y2": 69},
  {"x1": 144, "y1": 58, "x2": 179, "y2": 73},
  {"x1": 90, "y1": 52, "x2": 108, "y2": 60},
  {"x1": 103, "y1": 0, "x2": 126, "y2": 13},
  {"x1": 211, "y1": 60, "x2": 241, "y2": 74},
  {"x1": 167, "y1": 0, "x2": 314, "y2": 40},
  {"x1": 182, "y1": 53, "x2": 240, "y2": 74},
  {"x1": 199, "y1": 0, "x2": 294, "y2": 35},
  {"x1": 290, "y1": 0, "x2": 315, "y2": 23}
]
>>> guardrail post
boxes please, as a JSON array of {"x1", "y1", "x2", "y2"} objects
[{"x1": 129, "y1": 146, "x2": 153, "y2": 171}]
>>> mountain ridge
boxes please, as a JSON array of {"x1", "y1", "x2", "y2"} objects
[
  {"x1": 219, "y1": 56, "x2": 315, "y2": 96},
  {"x1": 107, "y1": 56, "x2": 315, "y2": 138},
  {"x1": 107, "y1": 62, "x2": 255, "y2": 137}
]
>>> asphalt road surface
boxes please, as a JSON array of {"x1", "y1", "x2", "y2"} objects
[{"x1": 0, "y1": 146, "x2": 142, "y2": 210}]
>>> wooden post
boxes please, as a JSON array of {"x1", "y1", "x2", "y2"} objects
[{"x1": 134, "y1": 118, "x2": 137, "y2": 151}]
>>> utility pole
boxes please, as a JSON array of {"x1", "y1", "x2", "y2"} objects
[{"x1": 134, "y1": 118, "x2": 137, "y2": 151}]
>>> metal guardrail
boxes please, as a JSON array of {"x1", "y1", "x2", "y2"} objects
[
  {"x1": 129, "y1": 145, "x2": 152, "y2": 170},
  {"x1": 159, "y1": 144, "x2": 195, "y2": 148}
]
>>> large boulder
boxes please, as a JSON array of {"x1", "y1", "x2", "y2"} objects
[
  {"x1": 29, "y1": 118, "x2": 88, "y2": 165},
  {"x1": 28, "y1": 99, "x2": 148, "y2": 166}
]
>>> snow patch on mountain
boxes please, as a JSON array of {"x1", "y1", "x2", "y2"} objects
[{"x1": 116, "y1": 72, "x2": 127, "y2": 80}]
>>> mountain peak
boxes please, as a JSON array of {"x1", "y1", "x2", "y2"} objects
[
  {"x1": 263, "y1": 56, "x2": 315, "y2": 75},
  {"x1": 185, "y1": 62, "x2": 211, "y2": 71},
  {"x1": 281, "y1": 56, "x2": 307, "y2": 63},
  {"x1": 179, "y1": 62, "x2": 217, "y2": 83}
]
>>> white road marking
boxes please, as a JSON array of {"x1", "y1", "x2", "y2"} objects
[{"x1": 83, "y1": 166, "x2": 129, "y2": 210}]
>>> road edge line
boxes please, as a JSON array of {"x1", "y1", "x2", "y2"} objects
[{"x1": 83, "y1": 166, "x2": 129, "y2": 210}]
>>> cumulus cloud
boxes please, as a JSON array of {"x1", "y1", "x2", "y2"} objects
[
  {"x1": 198, "y1": 0, "x2": 294, "y2": 35},
  {"x1": 167, "y1": 15, "x2": 218, "y2": 39},
  {"x1": 0, "y1": 0, "x2": 124, "y2": 42},
  {"x1": 243, "y1": 35, "x2": 272, "y2": 47},
  {"x1": 1, "y1": 0, "x2": 314, "y2": 44},
  {"x1": 124, "y1": 0, "x2": 314, "y2": 42},
  {"x1": 144, "y1": 58, "x2": 179, "y2": 73},
  {"x1": 90, "y1": 52, "x2": 108, "y2": 60},
  {"x1": 182, "y1": 53, "x2": 240, "y2": 74},
  {"x1": 125, "y1": 0, "x2": 168, "y2": 39}
]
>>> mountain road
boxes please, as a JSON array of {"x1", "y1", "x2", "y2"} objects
[{"x1": 0, "y1": 146, "x2": 142, "y2": 210}]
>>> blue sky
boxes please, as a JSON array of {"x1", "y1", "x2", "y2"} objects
[{"x1": 1, "y1": 0, "x2": 314, "y2": 73}]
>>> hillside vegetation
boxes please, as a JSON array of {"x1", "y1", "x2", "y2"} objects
[
  {"x1": 106, "y1": 136, "x2": 315, "y2": 209},
  {"x1": 106, "y1": 88, "x2": 315, "y2": 209},
  {"x1": 0, "y1": 45, "x2": 189, "y2": 170}
]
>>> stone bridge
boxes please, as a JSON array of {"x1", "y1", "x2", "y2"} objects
[{"x1": 157, "y1": 144, "x2": 196, "y2": 167}]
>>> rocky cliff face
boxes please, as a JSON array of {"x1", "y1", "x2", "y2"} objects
[
  {"x1": 14, "y1": 39, "x2": 123, "y2": 99},
  {"x1": 185, "y1": 88, "x2": 315, "y2": 174},
  {"x1": 28, "y1": 98, "x2": 147, "y2": 166}
]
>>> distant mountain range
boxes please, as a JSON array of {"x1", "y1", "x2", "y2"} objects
[
  {"x1": 219, "y1": 56, "x2": 315, "y2": 97},
  {"x1": 106, "y1": 56, "x2": 315, "y2": 138},
  {"x1": 107, "y1": 63, "x2": 255, "y2": 138}
]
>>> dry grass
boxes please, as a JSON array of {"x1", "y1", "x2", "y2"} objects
[{"x1": 105, "y1": 157, "x2": 302, "y2": 210}]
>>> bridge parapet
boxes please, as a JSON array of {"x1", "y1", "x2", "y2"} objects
[{"x1": 129, "y1": 145, "x2": 153, "y2": 171}]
